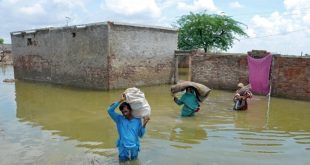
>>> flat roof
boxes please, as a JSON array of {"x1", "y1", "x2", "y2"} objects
[
  {"x1": 109, "y1": 21, "x2": 178, "y2": 31},
  {"x1": 11, "y1": 21, "x2": 178, "y2": 35}
]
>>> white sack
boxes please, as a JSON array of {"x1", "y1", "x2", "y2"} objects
[{"x1": 124, "y1": 87, "x2": 151, "y2": 118}]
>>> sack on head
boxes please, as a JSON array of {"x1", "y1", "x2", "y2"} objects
[{"x1": 124, "y1": 87, "x2": 151, "y2": 118}]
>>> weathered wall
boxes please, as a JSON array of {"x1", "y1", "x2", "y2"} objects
[
  {"x1": 11, "y1": 22, "x2": 178, "y2": 90},
  {"x1": 11, "y1": 23, "x2": 109, "y2": 89},
  {"x1": 189, "y1": 52, "x2": 310, "y2": 101},
  {"x1": 191, "y1": 53, "x2": 248, "y2": 90},
  {"x1": 272, "y1": 56, "x2": 310, "y2": 100},
  {"x1": 108, "y1": 22, "x2": 178, "y2": 89}
]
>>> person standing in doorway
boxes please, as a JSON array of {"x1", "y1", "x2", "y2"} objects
[{"x1": 107, "y1": 94, "x2": 150, "y2": 162}]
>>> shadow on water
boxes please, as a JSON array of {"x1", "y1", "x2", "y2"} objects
[{"x1": 1, "y1": 65, "x2": 310, "y2": 165}]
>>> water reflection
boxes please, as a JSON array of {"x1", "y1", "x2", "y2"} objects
[
  {"x1": 169, "y1": 118, "x2": 207, "y2": 147},
  {"x1": 15, "y1": 80, "x2": 121, "y2": 151},
  {"x1": 13, "y1": 75, "x2": 310, "y2": 156},
  {"x1": 1, "y1": 65, "x2": 310, "y2": 165}
]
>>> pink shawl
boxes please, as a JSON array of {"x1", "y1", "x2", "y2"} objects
[{"x1": 247, "y1": 54, "x2": 272, "y2": 95}]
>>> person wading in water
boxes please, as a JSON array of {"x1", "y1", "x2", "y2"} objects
[
  {"x1": 233, "y1": 83, "x2": 253, "y2": 110},
  {"x1": 107, "y1": 94, "x2": 150, "y2": 162},
  {"x1": 173, "y1": 87, "x2": 200, "y2": 116}
]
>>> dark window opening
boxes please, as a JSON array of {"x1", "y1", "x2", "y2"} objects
[
  {"x1": 27, "y1": 38, "x2": 32, "y2": 46},
  {"x1": 72, "y1": 32, "x2": 76, "y2": 37}
]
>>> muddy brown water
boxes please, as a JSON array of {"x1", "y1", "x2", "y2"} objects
[{"x1": 1, "y1": 65, "x2": 310, "y2": 165}]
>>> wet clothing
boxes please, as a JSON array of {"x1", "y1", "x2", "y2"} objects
[
  {"x1": 107, "y1": 102, "x2": 145, "y2": 161},
  {"x1": 233, "y1": 90, "x2": 252, "y2": 110},
  {"x1": 233, "y1": 98, "x2": 248, "y2": 110},
  {"x1": 119, "y1": 146, "x2": 139, "y2": 161},
  {"x1": 174, "y1": 91, "x2": 200, "y2": 117}
]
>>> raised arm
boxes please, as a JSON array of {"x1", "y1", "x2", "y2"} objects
[
  {"x1": 137, "y1": 117, "x2": 148, "y2": 138},
  {"x1": 107, "y1": 95, "x2": 126, "y2": 122},
  {"x1": 138, "y1": 124, "x2": 145, "y2": 138},
  {"x1": 138, "y1": 116, "x2": 150, "y2": 138},
  {"x1": 174, "y1": 96, "x2": 184, "y2": 105},
  {"x1": 107, "y1": 101, "x2": 121, "y2": 122}
]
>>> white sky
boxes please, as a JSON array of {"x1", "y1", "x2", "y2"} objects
[{"x1": 1, "y1": 0, "x2": 310, "y2": 55}]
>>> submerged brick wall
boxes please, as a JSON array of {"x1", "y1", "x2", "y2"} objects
[
  {"x1": 12, "y1": 23, "x2": 109, "y2": 89},
  {"x1": 107, "y1": 22, "x2": 177, "y2": 89},
  {"x1": 191, "y1": 53, "x2": 248, "y2": 90},
  {"x1": 190, "y1": 52, "x2": 310, "y2": 101},
  {"x1": 271, "y1": 56, "x2": 310, "y2": 100},
  {"x1": 11, "y1": 22, "x2": 178, "y2": 90}
]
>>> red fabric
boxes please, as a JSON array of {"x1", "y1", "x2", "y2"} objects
[
  {"x1": 247, "y1": 54, "x2": 272, "y2": 95},
  {"x1": 195, "y1": 108, "x2": 200, "y2": 112}
]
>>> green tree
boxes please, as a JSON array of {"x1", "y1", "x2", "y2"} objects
[
  {"x1": 0, "y1": 38, "x2": 3, "y2": 44},
  {"x1": 177, "y1": 12, "x2": 248, "y2": 52}
]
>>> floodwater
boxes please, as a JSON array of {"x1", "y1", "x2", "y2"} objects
[{"x1": 1, "y1": 65, "x2": 310, "y2": 165}]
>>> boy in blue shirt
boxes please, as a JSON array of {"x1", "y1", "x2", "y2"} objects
[{"x1": 107, "y1": 95, "x2": 150, "y2": 161}]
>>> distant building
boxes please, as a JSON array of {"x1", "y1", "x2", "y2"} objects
[
  {"x1": 11, "y1": 22, "x2": 178, "y2": 89},
  {"x1": 0, "y1": 44, "x2": 12, "y2": 65}
]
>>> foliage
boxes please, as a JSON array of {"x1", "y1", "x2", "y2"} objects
[
  {"x1": 0, "y1": 38, "x2": 3, "y2": 44},
  {"x1": 177, "y1": 12, "x2": 248, "y2": 52}
]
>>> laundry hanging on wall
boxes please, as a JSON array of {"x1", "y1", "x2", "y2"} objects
[{"x1": 247, "y1": 54, "x2": 272, "y2": 95}]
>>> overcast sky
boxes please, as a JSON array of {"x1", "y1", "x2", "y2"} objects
[{"x1": 1, "y1": 0, "x2": 310, "y2": 55}]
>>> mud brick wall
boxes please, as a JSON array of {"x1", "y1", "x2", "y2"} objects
[
  {"x1": 11, "y1": 23, "x2": 109, "y2": 89},
  {"x1": 11, "y1": 22, "x2": 178, "y2": 90},
  {"x1": 191, "y1": 53, "x2": 248, "y2": 90},
  {"x1": 271, "y1": 56, "x2": 310, "y2": 100},
  {"x1": 190, "y1": 52, "x2": 310, "y2": 101},
  {"x1": 107, "y1": 23, "x2": 177, "y2": 89}
]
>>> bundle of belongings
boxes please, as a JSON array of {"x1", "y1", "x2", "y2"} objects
[
  {"x1": 123, "y1": 87, "x2": 151, "y2": 118},
  {"x1": 233, "y1": 83, "x2": 253, "y2": 110},
  {"x1": 171, "y1": 81, "x2": 211, "y2": 102}
]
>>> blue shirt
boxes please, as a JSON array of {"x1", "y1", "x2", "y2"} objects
[{"x1": 107, "y1": 102, "x2": 145, "y2": 149}]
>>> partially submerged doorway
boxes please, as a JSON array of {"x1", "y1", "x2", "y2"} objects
[{"x1": 174, "y1": 50, "x2": 192, "y2": 83}]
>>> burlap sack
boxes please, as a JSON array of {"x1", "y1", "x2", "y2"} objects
[
  {"x1": 171, "y1": 81, "x2": 211, "y2": 102},
  {"x1": 237, "y1": 84, "x2": 251, "y2": 96}
]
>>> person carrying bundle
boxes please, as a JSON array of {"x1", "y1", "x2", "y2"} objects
[
  {"x1": 107, "y1": 88, "x2": 150, "y2": 162},
  {"x1": 171, "y1": 81, "x2": 211, "y2": 117},
  {"x1": 173, "y1": 87, "x2": 200, "y2": 117},
  {"x1": 233, "y1": 83, "x2": 253, "y2": 110}
]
